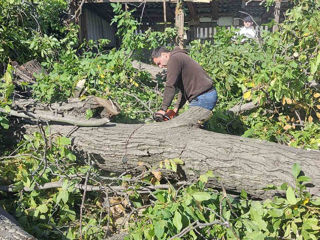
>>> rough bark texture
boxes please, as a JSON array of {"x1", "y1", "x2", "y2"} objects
[
  {"x1": 132, "y1": 60, "x2": 166, "y2": 79},
  {"x1": 12, "y1": 60, "x2": 45, "y2": 85},
  {"x1": 23, "y1": 107, "x2": 320, "y2": 200},
  {"x1": 0, "y1": 207, "x2": 36, "y2": 240}
]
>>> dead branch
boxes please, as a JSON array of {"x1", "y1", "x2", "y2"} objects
[{"x1": 0, "y1": 107, "x2": 110, "y2": 127}]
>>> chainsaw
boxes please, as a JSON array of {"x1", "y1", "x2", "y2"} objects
[{"x1": 153, "y1": 109, "x2": 176, "y2": 122}]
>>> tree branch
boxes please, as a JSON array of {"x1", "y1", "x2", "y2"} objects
[{"x1": 0, "y1": 107, "x2": 110, "y2": 127}]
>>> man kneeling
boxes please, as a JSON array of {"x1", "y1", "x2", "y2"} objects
[{"x1": 152, "y1": 46, "x2": 218, "y2": 116}]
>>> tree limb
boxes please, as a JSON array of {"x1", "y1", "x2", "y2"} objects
[{"x1": 0, "y1": 107, "x2": 110, "y2": 127}]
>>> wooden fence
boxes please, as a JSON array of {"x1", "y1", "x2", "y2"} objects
[
  {"x1": 135, "y1": 25, "x2": 270, "y2": 42},
  {"x1": 187, "y1": 25, "x2": 270, "y2": 41}
]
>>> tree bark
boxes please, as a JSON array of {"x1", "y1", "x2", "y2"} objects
[
  {"x1": 0, "y1": 207, "x2": 36, "y2": 240},
  {"x1": 21, "y1": 107, "x2": 320, "y2": 200}
]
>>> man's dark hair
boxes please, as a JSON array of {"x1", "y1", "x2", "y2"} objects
[
  {"x1": 151, "y1": 47, "x2": 170, "y2": 58},
  {"x1": 243, "y1": 16, "x2": 253, "y2": 23}
]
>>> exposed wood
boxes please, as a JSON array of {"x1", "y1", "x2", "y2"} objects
[
  {"x1": 12, "y1": 60, "x2": 45, "y2": 84},
  {"x1": 273, "y1": 0, "x2": 281, "y2": 32},
  {"x1": 1, "y1": 96, "x2": 121, "y2": 127},
  {"x1": 132, "y1": 60, "x2": 166, "y2": 79},
  {"x1": 228, "y1": 102, "x2": 258, "y2": 114},
  {"x1": 175, "y1": 1, "x2": 185, "y2": 48},
  {"x1": 163, "y1": 0, "x2": 167, "y2": 25},
  {"x1": 19, "y1": 107, "x2": 320, "y2": 200}
]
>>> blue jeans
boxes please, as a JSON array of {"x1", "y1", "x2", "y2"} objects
[{"x1": 189, "y1": 89, "x2": 218, "y2": 110}]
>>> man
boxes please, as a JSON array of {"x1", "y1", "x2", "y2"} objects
[
  {"x1": 152, "y1": 47, "x2": 218, "y2": 117},
  {"x1": 238, "y1": 16, "x2": 257, "y2": 40}
]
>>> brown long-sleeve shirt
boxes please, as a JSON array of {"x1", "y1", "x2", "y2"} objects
[{"x1": 161, "y1": 47, "x2": 213, "y2": 111}]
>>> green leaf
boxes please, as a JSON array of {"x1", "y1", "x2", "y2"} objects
[
  {"x1": 173, "y1": 211, "x2": 182, "y2": 232},
  {"x1": 292, "y1": 163, "x2": 301, "y2": 179},
  {"x1": 155, "y1": 192, "x2": 166, "y2": 203},
  {"x1": 199, "y1": 171, "x2": 214, "y2": 183},
  {"x1": 4, "y1": 105, "x2": 10, "y2": 113},
  {"x1": 170, "y1": 161, "x2": 177, "y2": 172},
  {"x1": 311, "y1": 198, "x2": 320, "y2": 206},
  {"x1": 154, "y1": 220, "x2": 166, "y2": 239},
  {"x1": 164, "y1": 160, "x2": 171, "y2": 170},
  {"x1": 38, "y1": 204, "x2": 48, "y2": 213},
  {"x1": 297, "y1": 176, "x2": 311, "y2": 183},
  {"x1": 246, "y1": 231, "x2": 265, "y2": 240},
  {"x1": 269, "y1": 208, "x2": 283, "y2": 218},
  {"x1": 66, "y1": 152, "x2": 76, "y2": 161},
  {"x1": 57, "y1": 190, "x2": 69, "y2": 204},
  {"x1": 292, "y1": 221, "x2": 298, "y2": 235},
  {"x1": 286, "y1": 187, "x2": 297, "y2": 205},
  {"x1": 172, "y1": 158, "x2": 184, "y2": 165},
  {"x1": 86, "y1": 109, "x2": 93, "y2": 119},
  {"x1": 192, "y1": 192, "x2": 211, "y2": 202},
  {"x1": 240, "y1": 189, "x2": 247, "y2": 199},
  {"x1": 57, "y1": 136, "x2": 71, "y2": 146}
]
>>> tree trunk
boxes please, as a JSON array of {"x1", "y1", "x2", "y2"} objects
[
  {"x1": 0, "y1": 207, "x2": 36, "y2": 240},
  {"x1": 22, "y1": 107, "x2": 320, "y2": 200}
]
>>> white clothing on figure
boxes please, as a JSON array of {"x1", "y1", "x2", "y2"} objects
[{"x1": 238, "y1": 26, "x2": 257, "y2": 39}]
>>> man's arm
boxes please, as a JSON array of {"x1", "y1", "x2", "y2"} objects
[
  {"x1": 161, "y1": 55, "x2": 182, "y2": 111},
  {"x1": 161, "y1": 85, "x2": 176, "y2": 111},
  {"x1": 174, "y1": 90, "x2": 186, "y2": 112}
]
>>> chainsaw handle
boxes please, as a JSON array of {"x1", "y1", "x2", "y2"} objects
[{"x1": 153, "y1": 112, "x2": 170, "y2": 122}]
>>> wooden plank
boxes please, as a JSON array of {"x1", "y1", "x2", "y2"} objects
[
  {"x1": 210, "y1": 0, "x2": 218, "y2": 20},
  {"x1": 186, "y1": 2, "x2": 199, "y2": 25}
]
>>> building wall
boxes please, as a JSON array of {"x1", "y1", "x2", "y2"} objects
[{"x1": 82, "y1": 7, "x2": 116, "y2": 47}]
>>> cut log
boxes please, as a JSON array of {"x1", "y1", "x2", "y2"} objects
[
  {"x1": 7, "y1": 96, "x2": 120, "y2": 124},
  {"x1": 20, "y1": 107, "x2": 320, "y2": 200},
  {"x1": 12, "y1": 60, "x2": 46, "y2": 84},
  {"x1": 132, "y1": 60, "x2": 166, "y2": 79}
]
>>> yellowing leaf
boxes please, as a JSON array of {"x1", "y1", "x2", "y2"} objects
[
  {"x1": 316, "y1": 112, "x2": 320, "y2": 119},
  {"x1": 243, "y1": 90, "x2": 251, "y2": 100},
  {"x1": 308, "y1": 116, "x2": 313, "y2": 123},
  {"x1": 152, "y1": 171, "x2": 162, "y2": 181},
  {"x1": 314, "y1": 93, "x2": 320, "y2": 98},
  {"x1": 246, "y1": 81, "x2": 255, "y2": 88},
  {"x1": 316, "y1": 105, "x2": 320, "y2": 110},
  {"x1": 303, "y1": 198, "x2": 309, "y2": 205},
  {"x1": 282, "y1": 97, "x2": 292, "y2": 105},
  {"x1": 283, "y1": 125, "x2": 292, "y2": 131}
]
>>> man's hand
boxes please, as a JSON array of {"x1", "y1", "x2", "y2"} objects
[
  {"x1": 156, "y1": 110, "x2": 166, "y2": 116},
  {"x1": 153, "y1": 110, "x2": 166, "y2": 122}
]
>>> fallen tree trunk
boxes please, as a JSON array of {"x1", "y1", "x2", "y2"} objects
[
  {"x1": 0, "y1": 207, "x2": 36, "y2": 240},
  {"x1": 21, "y1": 107, "x2": 320, "y2": 199}
]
